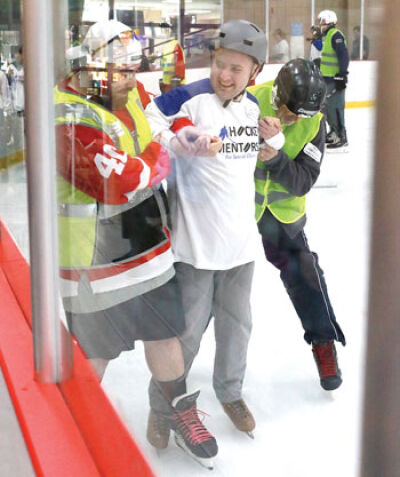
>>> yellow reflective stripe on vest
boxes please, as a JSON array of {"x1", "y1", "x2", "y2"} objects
[
  {"x1": 125, "y1": 88, "x2": 153, "y2": 153},
  {"x1": 58, "y1": 203, "x2": 97, "y2": 217}
]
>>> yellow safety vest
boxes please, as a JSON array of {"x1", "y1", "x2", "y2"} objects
[
  {"x1": 161, "y1": 40, "x2": 186, "y2": 87},
  {"x1": 320, "y1": 28, "x2": 346, "y2": 77},
  {"x1": 248, "y1": 81, "x2": 322, "y2": 224},
  {"x1": 54, "y1": 85, "x2": 152, "y2": 268}
]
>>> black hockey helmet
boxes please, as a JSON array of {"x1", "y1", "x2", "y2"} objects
[{"x1": 272, "y1": 59, "x2": 327, "y2": 117}]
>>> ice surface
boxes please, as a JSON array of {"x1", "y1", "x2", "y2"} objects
[{"x1": 0, "y1": 107, "x2": 375, "y2": 477}]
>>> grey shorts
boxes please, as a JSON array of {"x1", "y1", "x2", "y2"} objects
[{"x1": 66, "y1": 274, "x2": 185, "y2": 360}]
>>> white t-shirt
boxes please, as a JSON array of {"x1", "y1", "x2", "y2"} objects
[
  {"x1": 145, "y1": 78, "x2": 260, "y2": 270},
  {"x1": 271, "y1": 39, "x2": 290, "y2": 63},
  {"x1": 11, "y1": 64, "x2": 24, "y2": 112}
]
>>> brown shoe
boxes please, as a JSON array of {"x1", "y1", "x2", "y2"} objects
[
  {"x1": 146, "y1": 409, "x2": 171, "y2": 449},
  {"x1": 222, "y1": 399, "x2": 255, "y2": 437}
]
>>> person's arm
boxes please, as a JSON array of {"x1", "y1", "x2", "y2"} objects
[
  {"x1": 145, "y1": 96, "x2": 177, "y2": 150},
  {"x1": 332, "y1": 31, "x2": 349, "y2": 75},
  {"x1": 56, "y1": 122, "x2": 170, "y2": 204},
  {"x1": 270, "y1": 42, "x2": 285, "y2": 62},
  {"x1": 145, "y1": 85, "x2": 221, "y2": 157},
  {"x1": 260, "y1": 120, "x2": 326, "y2": 196}
]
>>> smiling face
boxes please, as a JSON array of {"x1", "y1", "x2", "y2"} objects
[{"x1": 210, "y1": 48, "x2": 258, "y2": 102}]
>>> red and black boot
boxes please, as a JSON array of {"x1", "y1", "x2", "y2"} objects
[{"x1": 312, "y1": 340, "x2": 343, "y2": 390}]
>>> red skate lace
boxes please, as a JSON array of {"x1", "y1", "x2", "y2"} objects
[
  {"x1": 314, "y1": 343, "x2": 337, "y2": 377},
  {"x1": 175, "y1": 406, "x2": 212, "y2": 445}
]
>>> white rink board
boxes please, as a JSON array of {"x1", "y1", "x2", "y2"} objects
[{"x1": 137, "y1": 60, "x2": 377, "y2": 102}]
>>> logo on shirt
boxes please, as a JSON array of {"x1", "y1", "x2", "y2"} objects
[
  {"x1": 219, "y1": 126, "x2": 237, "y2": 143},
  {"x1": 218, "y1": 125, "x2": 259, "y2": 158}
]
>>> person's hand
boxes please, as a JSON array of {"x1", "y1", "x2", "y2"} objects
[
  {"x1": 258, "y1": 116, "x2": 282, "y2": 140},
  {"x1": 169, "y1": 126, "x2": 220, "y2": 157},
  {"x1": 334, "y1": 74, "x2": 347, "y2": 91},
  {"x1": 207, "y1": 136, "x2": 223, "y2": 156},
  {"x1": 176, "y1": 126, "x2": 205, "y2": 149},
  {"x1": 169, "y1": 126, "x2": 204, "y2": 156},
  {"x1": 258, "y1": 142, "x2": 279, "y2": 162},
  {"x1": 193, "y1": 135, "x2": 223, "y2": 156}
]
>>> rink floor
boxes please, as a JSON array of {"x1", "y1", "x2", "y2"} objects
[{"x1": 0, "y1": 106, "x2": 375, "y2": 477}]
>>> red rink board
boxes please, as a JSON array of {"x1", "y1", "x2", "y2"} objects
[{"x1": 0, "y1": 220, "x2": 156, "y2": 477}]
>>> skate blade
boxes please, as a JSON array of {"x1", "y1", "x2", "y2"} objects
[
  {"x1": 246, "y1": 431, "x2": 255, "y2": 439},
  {"x1": 174, "y1": 432, "x2": 215, "y2": 470},
  {"x1": 314, "y1": 184, "x2": 338, "y2": 189},
  {"x1": 321, "y1": 390, "x2": 336, "y2": 401}
]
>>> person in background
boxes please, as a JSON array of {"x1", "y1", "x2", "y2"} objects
[
  {"x1": 248, "y1": 59, "x2": 345, "y2": 392},
  {"x1": 159, "y1": 39, "x2": 186, "y2": 93},
  {"x1": 0, "y1": 68, "x2": 12, "y2": 146},
  {"x1": 57, "y1": 19, "x2": 217, "y2": 469},
  {"x1": 318, "y1": 10, "x2": 349, "y2": 149},
  {"x1": 351, "y1": 25, "x2": 369, "y2": 60},
  {"x1": 138, "y1": 52, "x2": 152, "y2": 71},
  {"x1": 11, "y1": 46, "x2": 24, "y2": 116},
  {"x1": 145, "y1": 19, "x2": 267, "y2": 443},
  {"x1": 270, "y1": 28, "x2": 290, "y2": 63},
  {"x1": 307, "y1": 24, "x2": 323, "y2": 67}
]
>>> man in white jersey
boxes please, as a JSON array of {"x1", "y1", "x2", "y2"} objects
[{"x1": 145, "y1": 20, "x2": 267, "y2": 444}]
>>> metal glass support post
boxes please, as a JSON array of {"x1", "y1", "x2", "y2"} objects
[
  {"x1": 109, "y1": 0, "x2": 115, "y2": 19},
  {"x1": 360, "y1": 1, "x2": 400, "y2": 475},
  {"x1": 23, "y1": 0, "x2": 72, "y2": 382},
  {"x1": 179, "y1": 0, "x2": 185, "y2": 47},
  {"x1": 360, "y1": 0, "x2": 365, "y2": 60},
  {"x1": 265, "y1": 0, "x2": 270, "y2": 62},
  {"x1": 311, "y1": 0, "x2": 315, "y2": 26}
]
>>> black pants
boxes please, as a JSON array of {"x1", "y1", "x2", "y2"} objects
[
  {"x1": 258, "y1": 208, "x2": 345, "y2": 345},
  {"x1": 325, "y1": 81, "x2": 346, "y2": 136}
]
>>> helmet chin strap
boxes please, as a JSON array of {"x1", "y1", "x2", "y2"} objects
[{"x1": 222, "y1": 63, "x2": 260, "y2": 108}]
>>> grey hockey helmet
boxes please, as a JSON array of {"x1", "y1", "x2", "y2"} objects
[
  {"x1": 272, "y1": 59, "x2": 327, "y2": 117},
  {"x1": 217, "y1": 20, "x2": 267, "y2": 65}
]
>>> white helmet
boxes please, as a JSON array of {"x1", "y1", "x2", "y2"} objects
[
  {"x1": 67, "y1": 19, "x2": 142, "y2": 66},
  {"x1": 318, "y1": 10, "x2": 338, "y2": 25}
]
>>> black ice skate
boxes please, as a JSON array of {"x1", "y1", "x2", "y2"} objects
[
  {"x1": 171, "y1": 390, "x2": 218, "y2": 470},
  {"x1": 312, "y1": 340, "x2": 343, "y2": 391},
  {"x1": 326, "y1": 129, "x2": 348, "y2": 151},
  {"x1": 325, "y1": 130, "x2": 338, "y2": 144}
]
